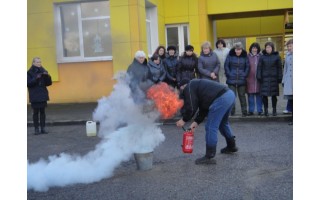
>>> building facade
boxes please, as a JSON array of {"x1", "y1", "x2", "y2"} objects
[{"x1": 27, "y1": 0, "x2": 293, "y2": 103}]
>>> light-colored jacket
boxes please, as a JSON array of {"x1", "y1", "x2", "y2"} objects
[
  {"x1": 282, "y1": 52, "x2": 293, "y2": 95},
  {"x1": 214, "y1": 47, "x2": 230, "y2": 84}
]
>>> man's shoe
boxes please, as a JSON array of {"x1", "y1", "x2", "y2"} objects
[
  {"x1": 221, "y1": 136, "x2": 238, "y2": 154},
  {"x1": 195, "y1": 156, "x2": 216, "y2": 165},
  {"x1": 34, "y1": 128, "x2": 40, "y2": 135},
  {"x1": 258, "y1": 112, "x2": 263, "y2": 116},
  {"x1": 247, "y1": 112, "x2": 254, "y2": 116},
  {"x1": 221, "y1": 146, "x2": 238, "y2": 154},
  {"x1": 41, "y1": 128, "x2": 49, "y2": 134},
  {"x1": 272, "y1": 108, "x2": 277, "y2": 116}
]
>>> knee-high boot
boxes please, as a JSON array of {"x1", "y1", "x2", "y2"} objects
[
  {"x1": 272, "y1": 96, "x2": 277, "y2": 116},
  {"x1": 262, "y1": 96, "x2": 269, "y2": 116}
]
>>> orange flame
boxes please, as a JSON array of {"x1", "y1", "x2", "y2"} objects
[{"x1": 147, "y1": 82, "x2": 183, "y2": 119}]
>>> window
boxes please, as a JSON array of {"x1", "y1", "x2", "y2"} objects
[
  {"x1": 55, "y1": 1, "x2": 112, "y2": 63},
  {"x1": 165, "y1": 24, "x2": 189, "y2": 56},
  {"x1": 145, "y1": 5, "x2": 159, "y2": 57},
  {"x1": 146, "y1": 18, "x2": 152, "y2": 55}
]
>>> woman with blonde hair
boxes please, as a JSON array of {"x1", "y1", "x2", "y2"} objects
[
  {"x1": 198, "y1": 41, "x2": 220, "y2": 82},
  {"x1": 27, "y1": 57, "x2": 52, "y2": 135}
]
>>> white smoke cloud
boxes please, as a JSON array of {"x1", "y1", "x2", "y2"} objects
[{"x1": 27, "y1": 72, "x2": 165, "y2": 192}]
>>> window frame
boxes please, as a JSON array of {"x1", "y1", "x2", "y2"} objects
[
  {"x1": 165, "y1": 24, "x2": 189, "y2": 56},
  {"x1": 145, "y1": 6, "x2": 159, "y2": 57},
  {"x1": 54, "y1": 1, "x2": 112, "y2": 63}
]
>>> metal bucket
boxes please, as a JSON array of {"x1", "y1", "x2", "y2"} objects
[{"x1": 134, "y1": 152, "x2": 153, "y2": 171}]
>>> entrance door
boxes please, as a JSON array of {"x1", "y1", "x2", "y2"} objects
[{"x1": 165, "y1": 24, "x2": 189, "y2": 55}]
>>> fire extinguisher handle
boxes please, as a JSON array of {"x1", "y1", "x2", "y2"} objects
[{"x1": 182, "y1": 126, "x2": 192, "y2": 132}]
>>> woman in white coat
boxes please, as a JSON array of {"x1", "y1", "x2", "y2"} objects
[
  {"x1": 213, "y1": 39, "x2": 230, "y2": 85},
  {"x1": 282, "y1": 39, "x2": 293, "y2": 124}
]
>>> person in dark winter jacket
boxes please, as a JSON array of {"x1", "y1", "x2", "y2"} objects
[
  {"x1": 176, "y1": 79, "x2": 238, "y2": 165},
  {"x1": 176, "y1": 45, "x2": 198, "y2": 89},
  {"x1": 247, "y1": 42, "x2": 263, "y2": 115},
  {"x1": 163, "y1": 45, "x2": 179, "y2": 88},
  {"x1": 224, "y1": 42, "x2": 250, "y2": 116},
  {"x1": 198, "y1": 41, "x2": 220, "y2": 82},
  {"x1": 127, "y1": 50, "x2": 153, "y2": 103},
  {"x1": 153, "y1": 45, "x2": 166, "y2": 61},
  {"x1": 27, "y1": 57, "x2": 52, "y2": 135},
  {"x1": 257, "y1": 42, "x2": 283, "y2": 116},
  {"x1": 147, "y1": 54, "x2": 167, "y2": 84}
]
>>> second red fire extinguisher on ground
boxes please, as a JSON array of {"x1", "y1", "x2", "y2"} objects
[{"x1": 181, "y1": 127, "x2": 194, "y2": 154}]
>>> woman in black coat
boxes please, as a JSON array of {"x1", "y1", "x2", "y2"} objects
[
  {"x1": 176, "y1": 45, "x2": 198, "y2": 89},
  {"x1": 27, "y1": 57, "x2": 52, "y2": 135},
  {"x1": 163, "y1": 45, "x2": 179, "y2": 89},
  {"x1": 257, "y1": 42, "x2": 283, "y2": 116}
]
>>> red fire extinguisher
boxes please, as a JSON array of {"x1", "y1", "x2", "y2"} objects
[{"x1": 181, "y1": 127, "x2": 194, "y2": 154}]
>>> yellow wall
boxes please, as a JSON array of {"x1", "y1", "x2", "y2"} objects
[
  {"x1": 216, "y1": 15, "x2": 284, "y2": 38},
  {"x1": 27, "y1": 0, "x2": 59, "y2": 81},
  {"x1": 27, "y1": 0, "x2": 293, "y2": 103},
  {"x1": 156, "y1": 0, "x2": 166, "y2": 45},
  {"x1": 207, "y1": 0, "x2": 293, "y2": 14},
  {"x1": 48, "y1": 61, "x2": 115, "y2": 103},
  {"x1": 110, "y1": 0, "x2": 148, "y2": 73},
  {"x1": 246, "y1": 37, "x2": 257, "y2": 52}
]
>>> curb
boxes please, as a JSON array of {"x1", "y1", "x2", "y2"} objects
[{"x1": 27, "y1": 115, "x2": 292, "y2": 127}]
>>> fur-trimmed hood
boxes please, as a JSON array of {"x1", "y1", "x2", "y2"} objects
[{"x1": 229, "y1": 48, "x2": 247, "y2": 57}]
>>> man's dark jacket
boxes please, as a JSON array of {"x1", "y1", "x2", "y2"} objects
[{"x1": 180, "y1": 79, "x2": 228, "y2": 124}]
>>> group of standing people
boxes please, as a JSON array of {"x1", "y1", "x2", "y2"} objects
[
  {"x1": 127, "y1": 38, "x2": 293, "y2": 120},
  {"x1": 126, "y1": 39, "x2": 293, "y2": 166}
]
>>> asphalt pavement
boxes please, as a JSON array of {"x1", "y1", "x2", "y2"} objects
[
  {"x1": 27, "y1": 120, "x2": 293, "y2": 200},
  {"x1": 27, "y1": 87, "x2": 293, "y2": 199}
]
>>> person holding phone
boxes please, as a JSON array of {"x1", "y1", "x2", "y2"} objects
[{"x1": 27, "y1": 57, "x2": 52, "y2": 135}]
